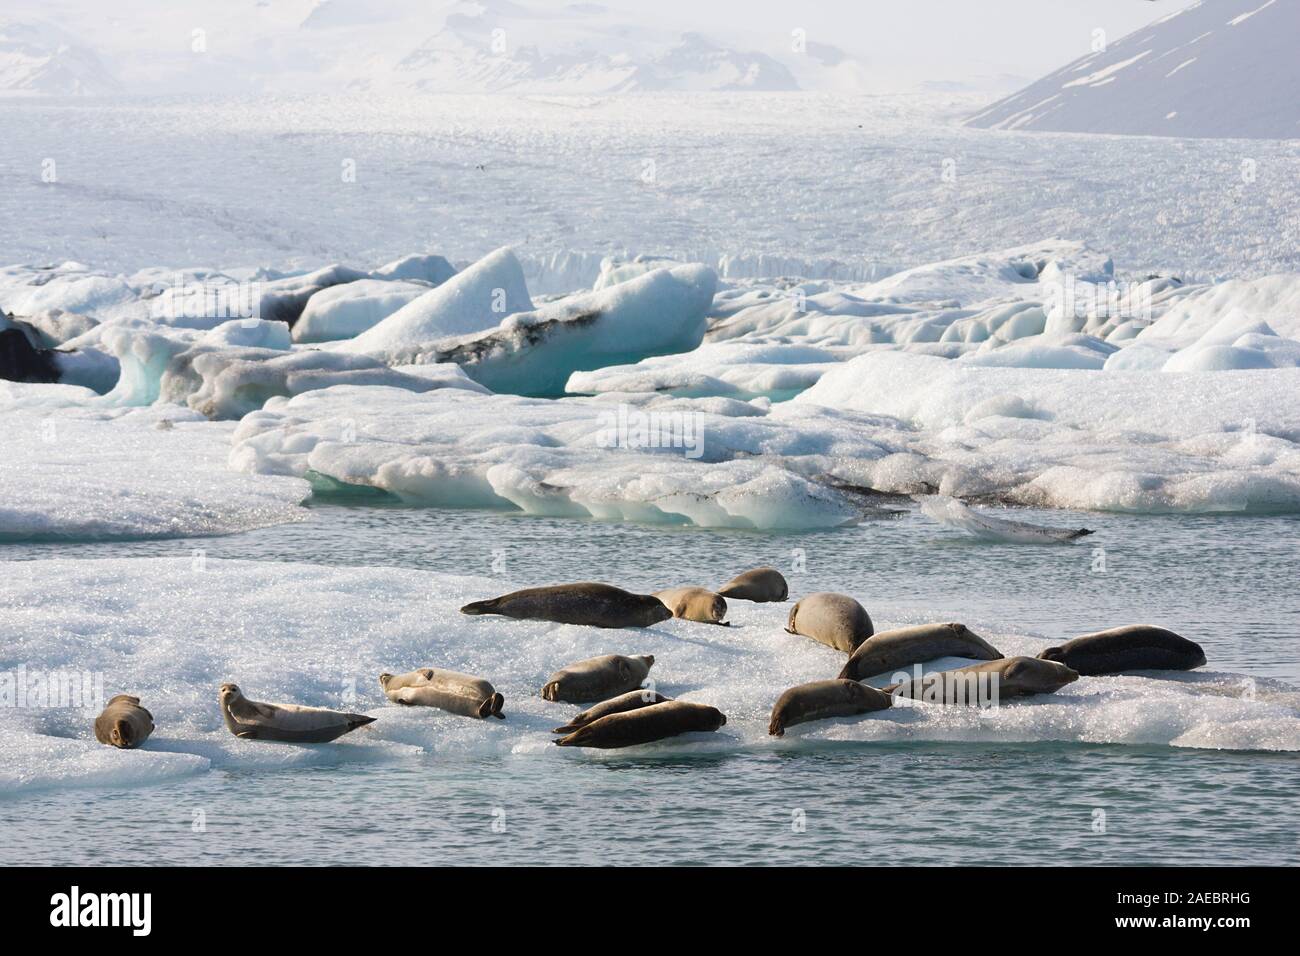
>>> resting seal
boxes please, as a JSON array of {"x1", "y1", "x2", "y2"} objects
[
  {"x1": 838, "y1": 622, "x2": 1002, "y2": 681},
  {"x1": 768, "y1": 680, "x2": 891, "y2": 736},
  {"x1": 653, "y1": 587, "x2": 728, "y2": 624},
  {"x1": 1038, "y1": 625, "x2": 1205, "y2": 675},
  {"x1": 461, "y1": 583, "x2": 671, "y2": 629},
  {"x1": 540, "y1": 654, "x2": 655, "y2": 704},
  {"x1": 554, "y1": 700, "x2": 726, "y2": 748},
  {"x1": 885, "y1": 657, "x2": 1078, "y2": 704},
  {"x1": 785, "y1": 592, "x2": 873, "y2": 653},
  {"x1": 552, "y1": 689, "x2": 671, "y2": 734},
  {"x1": 93, "y1": 694, "x2": 154, "y2": 749},
  {"x1": 218, "y1": 683, "x2": 376, "y2": 743},
  {"x1": 717, "y1": 568, "x2": 788, "y2": 602},
  {"x1": 379, "y1": 668, "x2": 504, "y2": 719}
]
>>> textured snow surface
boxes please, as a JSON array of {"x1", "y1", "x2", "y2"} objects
[
  {"x1": 2, "y1": 95, "x2": 1296, "y2": 282},
  {"x1": 2, "y1": 557, "x2": 1293, "y2": 795},
  {"x1": 0, "y1": 404, "x2": 310, "y2": 540},
  {"x1": 968, "y1": 0, "x2": 1300, "y2": 138}
]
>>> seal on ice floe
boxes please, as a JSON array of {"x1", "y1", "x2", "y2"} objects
[
  {"x1": 0, "y1": 327, "x2": 60, "y2": 384},
  {"x1": 885, "y1": 657, "x2": 1078, "y2": 704},
  {"x1": 552, "y1": 689, "x2": 671, "y2": 734},
  {"x1": 653, "y1": 587, "x2": 728, "y2": 624},
  {"x1": 717, "y1": 568, "x2": 788, "y2": 602},
  {"x1": 1038, "y1": 625, "x2": 1205, "y2": 675},
  {"x1": 540, "y1": 654, "x2": 655, "y2": 704},
  {"x1": 785, "y1": 592, "x2": 873, "y2": 653},
  {"x1": 461, "y1": 583, "x2": 672, "y2": 629},
  {"x1": 838, "y1": 623, "x2": 1003, "y2": 681},
  {"x1": 553, "y1": 700, "x2": 726, "y2": 748},
  {"x1": 218, "y1": 683, "x2": 376, "y2": 743},
  {"x1": 768, "y1": 679, "x2": 892, "y2": 737},
  {"x1": 93, "y1": 694, "x2": 155, "y2": 749},
  {"x1": 379, "y1": 668, "x2": 504, "y2": 719}
]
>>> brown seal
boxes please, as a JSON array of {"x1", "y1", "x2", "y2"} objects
[
  {"x1": 554, "y1": 700, "x2": 726, "y2": 748},
  {"x1": 218, "y1": 683, "x2": 376, "y2": 743},
  {"x1": 768, "y1": 680, "x2": 892, "y2": 736},
  {"x1": 379, "y1": 668, "x2": 504, "y2": 718},
  {"x1": 461, "y1": 583, "x2": 672, "y2": 628},
  {"x1": 93, "y1": 694, "x2": 155, "y2": 749},
  {"x1": 540, "y1": 654, "x2": 655, "y2": 704},
  {"x1": 785, "y1": 592, "x2": 873, "y2": 652}
]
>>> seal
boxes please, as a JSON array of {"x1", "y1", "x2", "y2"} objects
[
  {"x1": 768, "y1": 679, "x2": 892, "y2": 736},
  {"x1": 653, "y1": 587, "x2": 728, "y2": 625},
  {"x1": 717, "y1": 567, "x2": 788, "y2": 602},
  {"x1": 785, "y1": 592, "x2": 873, "y2": 653},
  {"x1": 540, "y1": 654, "x2": 655, "y2": 703},
  {"x1": 93, "y1": 694, "x2": 154, "y2": 749},
  {"x1": 461, "y1": 583, "x2": 672, "y2": 629},
  {"x1": 379, "y1": 668, "x2": 505, "y2": 719},
  {"x1": 885, "y1": 656, "x2": 1078, "y2": 704},
  {"x1": 554, "y1": 700, "x2": 726, "y2": 748},
  {"x1": 218, "y1": 683, "x2": 377, "y2": 743},
  {"x1": 838, "y1": 622, "x2": 1003, "y2": 681},
  {"x1": 1038, "y1": 625, "x2": 1206, "y2": 675},
  {"x1": 553, "y1": 689, "x2": 671, "y2": 734}
]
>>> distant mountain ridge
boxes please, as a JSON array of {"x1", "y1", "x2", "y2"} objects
[{"x1": 966, "y1": 0, "x2": 1300, "y2": 139}]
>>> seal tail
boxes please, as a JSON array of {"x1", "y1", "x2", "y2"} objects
[
  {"x1": 348, "y1": 715, "x2": 377, "y2": 729},
  {"x1": 836, "y1": 662, "x2": 856, "y2": 681},
  {"x1": 459, "y1": 598, "x2": 498, "y2": 616},
  {"x1": 552, "y1": 723, "x2": 579, "y2": 734},
  {"x1": 479, "y1": 693, "x2": 506, "y2": 719}
]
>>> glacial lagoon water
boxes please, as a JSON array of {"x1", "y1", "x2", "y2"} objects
[{"x1": 2, "y1": 503, "x2": 1298, "y2": 866}]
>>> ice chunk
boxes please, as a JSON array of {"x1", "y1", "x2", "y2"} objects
[
  {"x1": 0, "y1": 406, "x2": 309, "y2": 540},
  {"x1": 333, "y1": 246, "x2": 533, "y2": 356},
  {"x1": 292, "y1": 279, "x2": 429, "y2": 344},
  {"x1": 566, "y1": 342, "x2": 838, "y2": 401},
  {"x1": 430, "y1": 264, "x2": 718, "y2": 396},
  {"x1": 1, "y1": 557, "x2": 1293, "y2": 796},
  {"x1": 917, "y1": 495, "x2": 1093, "y2": 543},
  {"x1": 230, "y1": 385, "x2": 861, "y2": 529},
  {"x1": 370, "y1": 253, "x2": 457, "y2": 285}
]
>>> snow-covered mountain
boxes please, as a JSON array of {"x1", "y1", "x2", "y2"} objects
[
  {"x1": 966, "y1": 0, "x2": 1299, "y2": 139},
  {"x1": 0, "y1": 20, "x2": 120, "y2": 95}
]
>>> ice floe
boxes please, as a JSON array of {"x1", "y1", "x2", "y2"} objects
[
  {"x1": 2, "y1": 557, "x2": 1294, "y2": 795},
  {"x1": 0, "y1": 405, "x2": 310, "y2": 540}
]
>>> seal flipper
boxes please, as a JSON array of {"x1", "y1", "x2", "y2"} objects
[
  {"x1": 478, "y1": 693, "x2": 506, "y2": 719},
  {"x1": 460, "y1": 599, "x2": 498, "y2": 616},
  {"x1": 347, "y1": 715, "x2": 377, "y2": 730},
  {"x1": 1037, "y1": 646, "x2": 1065, "y2": 663}
]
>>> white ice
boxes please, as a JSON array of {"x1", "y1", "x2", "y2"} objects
[
  {"x1": 1, "y1": 557, "x2": 1294, "y2": 796},
  {"x1": 0, "y1": 404, "x2": 310, "y2": 540}
]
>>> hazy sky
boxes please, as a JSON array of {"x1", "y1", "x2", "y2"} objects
[
  {"x1": 592, "y1": 0, "x2": 1203, "y2": 85},
  {"x1": 9, "y1": 0, "x2": 1204, "y2": 92}
]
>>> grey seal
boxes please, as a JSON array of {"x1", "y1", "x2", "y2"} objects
[
  {"x1": 540, "y1": 654, "x2": 655, "y2": 703},
  {"x1": 717, "y1": 568, "x2": 788, "y2": 602},
  {"x1": 93, "y1": 694, "x2": 155, "y2": 749},
  {"x1": 554, "y1": 700, "x2": 726, "y2": 748},
  {"x1": 461, "y1": 583, "x2": 672, "y2": 629},
  {"x1": 768, "y1": 680, "x2": 892, "y2": 736},
  {"x1": 1038, "y1": 625, "x2": 1205, "y2": 675},
  {"x1": 218, "y1": 683, "x2": 376, "y2": 743},
  {"x1": 379, "y1": 668, "x2": 504, "y2": 718},
  {"x1": 838, "y1": 622, "x2": 1003, "y2": 681},
  {"x1": 785, "y1": 592, "x2": 873, "y2": 652}
]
